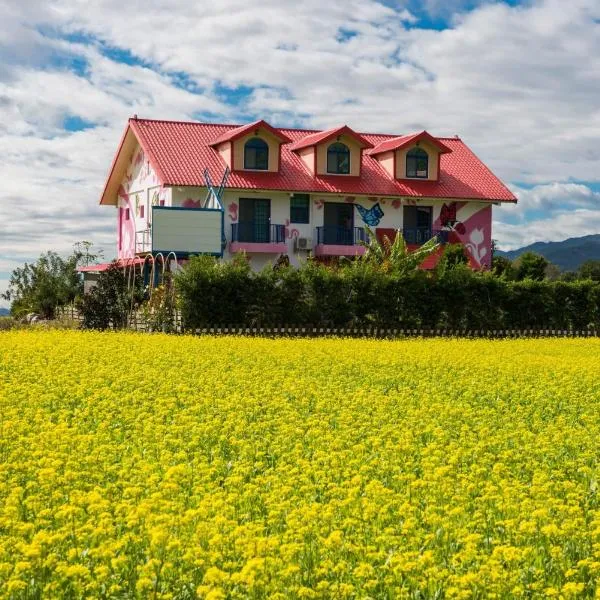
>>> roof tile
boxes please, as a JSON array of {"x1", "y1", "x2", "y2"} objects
[{"x1": 123, "y1": 118, "x2": 516, "y2": 203}]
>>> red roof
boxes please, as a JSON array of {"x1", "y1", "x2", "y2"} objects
[
  {"x1": 368, "y1": 130, "x2": 453, "y2": 156},
  {"x1": 209, "y1": 119, "x2": 291, "y2": 146},
  {"x1": 103, "y1": 118, "x2": 516, "y2": 204},
  {"x1": 288, "y1": 125, "x2": 373, "y2": 151},
  {"x1": 78, "y1": 258, "x2": 145, "y2": 272}
]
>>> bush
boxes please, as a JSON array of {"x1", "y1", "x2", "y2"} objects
[
  {"x1": 175, "y1": 256, "x2": 600, "y2": 331},
  {"x1": 77, "y1": 263, "x2": 143, "y2": 330}
]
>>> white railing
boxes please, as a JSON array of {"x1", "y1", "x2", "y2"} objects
[{"x1": 136, "y1": 229, "x2": 151, "y2": 254}]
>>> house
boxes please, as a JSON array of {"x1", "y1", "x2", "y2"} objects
[{"x1": 95, "y1": 116, "x2": 516, "y2": 273}]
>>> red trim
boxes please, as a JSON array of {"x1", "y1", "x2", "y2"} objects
[
  {"x1": 368, "y1": 130, "x2": 453, "y2": 156},
  {"x1": 78, "y1": 257, "x2": 145, "y2": 273},
  {"x1": 289, "y1": 125, "x2": 374, "y2": 152},
  {"x1": 393, "y1": 151, "x2": 397, "y2": 179},
  {"x1": 437, "y1": 153, "x2": 441, "y2": 182},
  {"x1": 209, "y1": 119, "x2": 292, "y2": 146}
]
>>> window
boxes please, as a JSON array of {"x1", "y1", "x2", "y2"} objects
[
  {"x1": 327, "y1": 142, "x2": 350, "y2": 174},
  {"x1": 244, "y1": 137, "x2": 269, "y2": 170},
  {"x1": 290, "y1": 194, "x2": 310, "y2": 223},
  {"x1": 406, "y1": 147, "x2": 428, "y2": 178}
]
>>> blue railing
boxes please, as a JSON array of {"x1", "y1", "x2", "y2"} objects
[
  {"x1": 402, "y1": 228, "x2": 448, "y2": 245},
  {"x1": 231, "y1": 222, "x2": 286, "y2": 244},
  {"x1": 316, "y1": 226, "x2": 366, "y2": 246}
]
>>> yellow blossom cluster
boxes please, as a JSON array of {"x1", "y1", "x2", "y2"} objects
[{"x1": 1, "y1": 331, "x2": 600, "y2": 598}]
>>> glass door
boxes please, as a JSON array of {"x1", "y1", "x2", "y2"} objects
[
  {"x1": 324, "y1": 202, "x2": 354, "y2": 245},
  {"x1": 239, "y1": 198, "x2": 271, "y2": 242}
]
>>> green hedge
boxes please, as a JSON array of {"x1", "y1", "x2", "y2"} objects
[{"x1": 175, "y1": 256, "x2": 600, "y2": 331}]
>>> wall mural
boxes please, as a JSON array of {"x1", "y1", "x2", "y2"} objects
[
  {"x1": 434, "y1": 202, "x2": 491, "y2": 268},
  {"x1": 182, "y1": 198, "x2": 202, "y2": 209},
  {"x1": 228, "y1": 202, "x2": 238, "y2": 222},
  {"x1": 284, "y1": 219, "x2": 300, "y2": 240},
  {"x1": 355, "y1": 203, "x2": 384, "y2": 227},
  {"x1": 117, "y1": 147, "x2": 166, "y2": 259}
]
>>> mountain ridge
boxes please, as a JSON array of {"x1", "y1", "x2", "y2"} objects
[{"x1": 496, "y1": 234, "x2": 600, "y2": 271}]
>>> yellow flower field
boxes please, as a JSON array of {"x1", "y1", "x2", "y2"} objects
[{"x1": 1, "y1": 331, "x2": 600, "y2": 599}]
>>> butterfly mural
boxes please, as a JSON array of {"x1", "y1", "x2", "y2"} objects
[
  {"x1": 355, "y1": 202, "x2": 384, "y2": 226},
  {"x1": 440, "y1": 202, "x2": 466, "y2": 235}
]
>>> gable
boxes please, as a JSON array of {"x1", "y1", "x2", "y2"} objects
[{"x1": 315, "y1": 133, "x2": 363, "y2": 177}]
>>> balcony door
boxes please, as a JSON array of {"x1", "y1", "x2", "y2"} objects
[
  {"x1": 323, "y1": 202, "x2": 354, "y2": 245},
  {"x1": 403, "y1": 206, "x2": 432, "y2": 244},
  {"x1": 239, "y1": 198, "x2": 271, "y2": 243}
]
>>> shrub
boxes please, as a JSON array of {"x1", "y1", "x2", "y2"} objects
[
  {"x1": 77, "y1": 263, "x2": 143, "y2": 330},
  {"x1": 174, "y1": 254, "x2": 600, "y2": 331}
]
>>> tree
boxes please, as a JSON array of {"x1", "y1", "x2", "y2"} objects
[
  {"x1": 513, "y1": 251, "x2": 549, "y2": 281},
  {"x1": 359, "y1": 227, "x2": 439, "y2": 276},
  {"x1": 436, "y1": 244, "x2": 469, "y2": 274},
  {"x1": 73, "y1": 240, "x2": 104, "y2": 267},
  {"x1": 578, "y1": 260, "x2": 600, "y2": 282},
  {"x1": 491, "y1": 255, "x2": 515, "y2": 279},
  {"x1": 2, "y1": 242, "x2": 103, "y2": 319},
  {"x1": 77, "y1": 263, "x2": 143, "y2": 330}
]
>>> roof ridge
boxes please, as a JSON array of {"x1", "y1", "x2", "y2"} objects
[
  {"x1": 130, "y1": 117, "x2": 460, "y2": 141},
  {"x1": 131, "y1": 117, "x2": 239, "y2": 128}
]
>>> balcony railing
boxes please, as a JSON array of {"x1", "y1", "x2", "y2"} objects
[
  {"x1": 231, "y1": 222, "x2": 286, "y2": 244},
  {"x1": 316, "y1": 226, "x2": 366, "y2": 246},
  {"x1": 136, "y1": 229, "x2": 151, "y2": 254},
  {"x1": 402, "y1": 228, "x2": 449, "y2": 245}
]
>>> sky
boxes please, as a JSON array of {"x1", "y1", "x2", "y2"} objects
[{"x1": 1, "y1": 0, "x2": 599, "y2": 307}]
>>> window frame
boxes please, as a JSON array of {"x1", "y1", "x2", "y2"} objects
[
  {"x1": 244, "y1": 137, "x2": 269, "y2": 171},
  {"x1": 326, "y1": 142, "x2": 351, "y2": 175},
  {"x1": 290, "y1": 194, "x2": 310, "y2": 224},
  {"x1": 406, "y1": 147, "x2": 429, "y2": 179}
]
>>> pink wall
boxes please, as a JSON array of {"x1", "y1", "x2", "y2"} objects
[{"x1": 117, "y1": 146, "x2": 168, "y2": 259}]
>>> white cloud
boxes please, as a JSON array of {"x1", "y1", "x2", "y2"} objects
[
  {"x1": 493, "y1": 181, "x2": 600, "y2": 249},
  {"x1": 494, "y1": 209, "x2": 600, "y2": 251},
  {"x1": 1, "y1": 0, "x2": 600, "y2": 307}
]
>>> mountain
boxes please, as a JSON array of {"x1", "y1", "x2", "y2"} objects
[
  {"x1": 0, "y1": 308, "x2": 10, "y2": 317},
  {"x1": 496, "y1": 234, "x2": 600, "y2": 272}
]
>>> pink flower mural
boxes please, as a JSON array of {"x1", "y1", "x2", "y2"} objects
[
  {"x1": 284, "y1": 219, "x2": 300, "y2": 240},
  {"x1": 228, "y1": 202, "x2": 238, "y2": 222},
  {"x1": 182, "y1": 198, "x2": 202, "y2": 209},
  {"x1": 434, "y1": 202, "x2": 491, "y2": 268}
]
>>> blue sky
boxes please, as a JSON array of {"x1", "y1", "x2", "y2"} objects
[{"x1": 1, "y1": 0, "x2": 600, "y2": 306}]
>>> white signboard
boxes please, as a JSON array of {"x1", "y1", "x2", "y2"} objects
[{"x1": 152, "y1": 207, "x2": 222, "y2": 255}]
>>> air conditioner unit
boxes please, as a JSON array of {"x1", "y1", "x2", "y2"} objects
[{"x1": 295, "y1": 237, "x2": 312, "y2": 251}]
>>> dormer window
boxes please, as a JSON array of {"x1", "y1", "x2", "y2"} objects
[
  {"x1": 406, "y1": 147, "x2": 428, "y2": 178},
  {"x1": 244, "y1": 137, "x2": 269, "y2": 170},
  {"x1": 327, "y1": 142, "x2": 350, "y2": 174}
]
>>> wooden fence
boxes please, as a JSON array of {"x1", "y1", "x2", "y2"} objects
[{"x1": 55, "y1": 307, "x2": 600, "y2": 338}]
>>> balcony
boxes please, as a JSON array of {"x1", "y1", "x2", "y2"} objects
[
  {"x1": 135, "y1": 207, "x2": 224, "y2": 256},
  {"x1": 230, "y1": 222, "x2": 287, "y2": 253},
  {"x1": 402, "y1": 228, "x2": 449, "y2": 245},
  {"x1": 136, "y1": 229, "x2": 151, "y2": 254},
  {"x1": 314, "y1": 226, "x2": 366, "y2": 257}
]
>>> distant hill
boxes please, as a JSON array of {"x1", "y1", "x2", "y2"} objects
[
  {"x1": 0, "y1": 308, "x2": 10, "y2": 317},
  {"x1": 496, "y1": 234, "x2": 600, "y2": 272}
]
